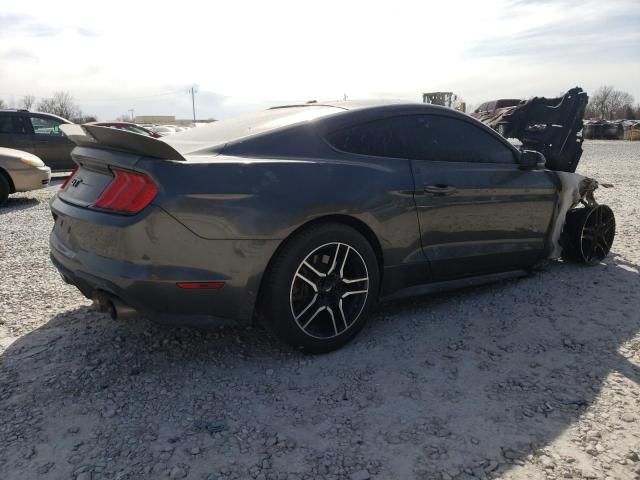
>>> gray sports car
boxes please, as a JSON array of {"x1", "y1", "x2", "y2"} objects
[{"x1": 50, "y1": 100, "x2": 614, "y2": 352}]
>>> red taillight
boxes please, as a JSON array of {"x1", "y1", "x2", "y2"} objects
[
  {"x1": 60, "y1": 165, "x2": 79, "y2": 190},
  {"x1": 176, "y1": 281, "x2": 225, "y2": 290},
  {"x1": 93, "y1": 168, "x2": 158, "y2": 214}
]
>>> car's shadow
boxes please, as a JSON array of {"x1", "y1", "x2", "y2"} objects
[
  {"x1": 0, "y1": 256, "x2": 638, "y2": 479},
  {"x1": 0, "y1": 197, "x2": 39, "y2": 214}
]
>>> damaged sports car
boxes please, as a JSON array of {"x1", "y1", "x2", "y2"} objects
[{"x1": 49, "y1": 99, "x2": 615, "y2": 352}]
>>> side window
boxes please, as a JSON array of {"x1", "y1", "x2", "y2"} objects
[
  {"x1": 30, "y1": 116, "x2": 64, "y2": 136},
  {"x1": 0, "y1": 115, "x2": 13, "y2": 134},
  {"x1": 13, "y1": 116, "x2": 31, "y2": 134},
  {"x1": 325, "y1": 117, "x2": 407, "y2": 158},
  {"x1": 0, "y1": 115, "x2": 30, "y2": 134},
  {"x1": 402, "y1": 115, "x2": 515, "y2": 164}
]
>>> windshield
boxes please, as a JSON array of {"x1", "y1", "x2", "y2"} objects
[{"x1": 163, "y1": 106, "x2": 342, "y2": 155}]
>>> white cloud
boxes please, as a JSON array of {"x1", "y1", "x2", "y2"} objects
[{"x1": 0, "y1": 0, "x2": 638, "y2": 120}]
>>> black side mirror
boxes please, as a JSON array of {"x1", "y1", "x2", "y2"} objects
[{"x1": 519, "y1": 150, "x2": 546, "y2": 170}]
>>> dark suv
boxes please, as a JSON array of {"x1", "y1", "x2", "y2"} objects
[{"x1": 0, "y1": 110, "x2": 74, "y2": 170}]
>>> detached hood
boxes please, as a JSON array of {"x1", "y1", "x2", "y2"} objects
[{"x1": 476, "y1": 87, "x2": 589, "y2": 173}]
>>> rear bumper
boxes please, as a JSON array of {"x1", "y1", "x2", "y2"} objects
[
  {"x1": 12, "y1": 166, "x2": 51, "y2": 192},
  {"x1": 49, "y1": 195, "x2": 280, "y2": 325}
]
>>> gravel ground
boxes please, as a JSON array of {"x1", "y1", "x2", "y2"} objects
[{"x1": 1, "y1": 140, "x2": 639, "y2": 480}]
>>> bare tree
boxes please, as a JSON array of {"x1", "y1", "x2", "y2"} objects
[
  {"x1": 37, "y1": 91, "x2": 82, "y2": 121},
  {"x1": 74, "y1": 115, "x2": 98, "y2": 123},
  {"x1": 607, "y1": 90, "x2": 634, "y2": 119},
  {"x1": 0, "y1": 98, "x2": 6, "y2": 109},
  {"x1": 21, "y1": 95, "x2": 37, "y2": 110},
  {"x1": 587, "y1": 85, "x2": 635, "y2": 119},
  {"x1": 588, "y1": 86, "x2": 613, "y2": 119},
  {"x1": 622, "y1": 104, "x2": 636, "y2": 120}
]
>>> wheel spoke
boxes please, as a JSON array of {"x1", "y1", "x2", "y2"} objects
[
  {"x1": 596, "y1": 206, "x2": 603, "y2": 226},
  {"x1": 326, "y1": 306, "x2": 338, "y2": 335},
  {"x1": 293, "y1": 293, "x2": 318, "y2": 321},
  {"x1": 302, "y1": 305, "x2": 326, "y2": 329},
  {"x1": 342, "y1": 276, "x2": 368, "y2": 284},
  {"x1": 597, "y1": 238, "x2": 609, "y2": 254},
  {"x1": 326, "y1": 243, "x2": 341, "y2": 275},
  {"x1": 338, "y1": 299, "x2": 348, "y2": 329},
  {"x1": 342, "y1": 289, "x2": 368, "y2": 299},
  {"x1": 296, "y1": 272, "x2": 318, "y2": 292},
  {"x1": 339, "y1": 245, "x2": 351, "y2": 278},
  {"x1": 303, "y1": 260, "x2": 326, "y2": 278}
]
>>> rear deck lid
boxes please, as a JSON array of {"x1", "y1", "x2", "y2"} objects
[{"x1": 58, "y1": 125, "x2": 179, "y2": 211}]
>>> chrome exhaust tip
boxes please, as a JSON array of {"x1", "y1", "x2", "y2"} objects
[
  {"x1": 93, "y1": 291, "x2": 138, "y2": 320},
  {"x1": 110, "y1": 298, "x2": 138, "y2": 320}
]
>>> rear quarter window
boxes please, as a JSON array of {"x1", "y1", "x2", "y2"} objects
[{"x1": 325, "y1": 117, "x2": 408, "y2": 158}]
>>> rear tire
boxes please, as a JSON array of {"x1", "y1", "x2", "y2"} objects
[
  {"x1": 261, "y1": 223, "x2": 380, "y2": 353},
  {"x1": 0, "y1": 174, "x2": 9, "y2": 206}
]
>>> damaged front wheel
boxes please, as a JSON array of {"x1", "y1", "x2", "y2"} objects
[{"x1": 562, "y1": 205, "x2": 615, "y2": 265}]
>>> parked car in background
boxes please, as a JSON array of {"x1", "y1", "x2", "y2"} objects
[
  {"x1": 87, "y1": 121, "x2": 161, "y2": 138},
  {"x1": 171, "y1": 126, "x2": 192, "y2": 132},
  {"x1": 152, "y1": 126, "x2": 177, "y2": 136},
  {"x1": 0, "y1": 109, "x2": 75, "y2": 170},
  {"x1": 471, "y1": 99, "x2": 523, "y2": 118},
  {"x1": 51, "y1": 101, "x2": 615, "y2": 352},
  {"x1": 583, "y1": 120, "x2": 625, "y2": 140},
  {"x1": 0, "y1": 147, "x2": 51, "y2": 205}
]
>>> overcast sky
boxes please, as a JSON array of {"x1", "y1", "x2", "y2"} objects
[{"x1": 0, "y1": 0, "x2": 638, "y2": 120}]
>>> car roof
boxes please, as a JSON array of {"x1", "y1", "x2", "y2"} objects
[
  {"x1": 270, "y1": 99, "x2": 421, "y2": 111},
  {"x1": 0, "y1": 109, "x2": 72, "y2": 123},
  {"x1": 164, "y1": 100, "x2": 511, "y2": 158},
  {"x1": 268, "y1": 100, "x2": 476, "y2": 121}
]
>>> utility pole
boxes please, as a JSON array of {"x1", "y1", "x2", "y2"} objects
[{"x1": 189, "y1": 85, "x2": 197, "y2": 123}]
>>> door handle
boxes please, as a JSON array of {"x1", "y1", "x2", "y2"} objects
[{"x1": 424, "y1": 184, "x2": 457, "y2": 195}]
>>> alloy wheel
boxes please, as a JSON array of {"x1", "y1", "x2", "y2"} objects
[
  {"x1": 289, "y1": 242, "x2": 369, "y2": 339},
  {"x1": 579, "y1": 205, "x2": 615, "y2": 265}
]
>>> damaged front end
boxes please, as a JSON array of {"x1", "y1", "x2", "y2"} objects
[
  {"x1": 551, "y1": 175, "x2": 616, "y2": 265},
  {"x1": 477, "y1": 87, "x2": 589, "y2": 173},
  {"x1": 474, "y1": 86, "x2": 615, "y2": 263}
]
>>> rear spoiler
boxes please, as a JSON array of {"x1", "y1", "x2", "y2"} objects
[{"x1": 60, "y1": 124, "x2": 186, "y2": 161}]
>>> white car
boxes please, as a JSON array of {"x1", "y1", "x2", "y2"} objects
[
  {"x1": 0, "y1": 147, "x2": 51, "y2": 205},
  {"x1": 152, "y1": 126, "x2": 177, "y2": 136}
]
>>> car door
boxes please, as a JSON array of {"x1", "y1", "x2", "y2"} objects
[
  {"x1": 0, "y1": 113, "x2": 37, "y2": 154},
  {"x1": 405, "y1": 114, "x2": 558, "y2": 280},
  {"x1": 29, "y1": 115, "x2": 75, "y2": 170}
]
